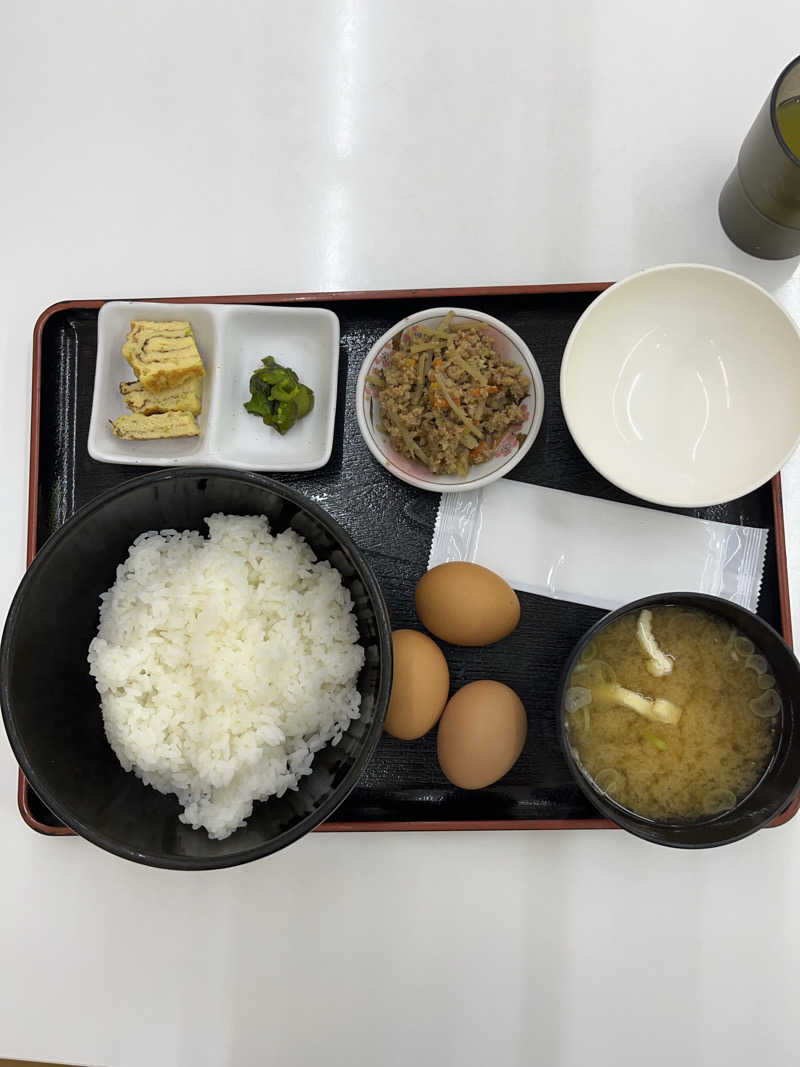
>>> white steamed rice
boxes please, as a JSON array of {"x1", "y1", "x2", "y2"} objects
[{"x1": 87, "y1": 513, "x2": 365, "y2": 839}]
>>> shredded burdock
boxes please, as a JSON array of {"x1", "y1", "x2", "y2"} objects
[{"x1": 369, "y1": 312, "x2": 531, "y2": 475}]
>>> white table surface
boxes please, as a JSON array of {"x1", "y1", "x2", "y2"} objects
[{"x1": 2, "y1": 2, "x2": 800, "y2": 1065}]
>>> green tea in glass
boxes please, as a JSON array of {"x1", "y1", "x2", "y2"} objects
[{"x1": 719, "y1": 55, "x2": 800, "y2": 259}]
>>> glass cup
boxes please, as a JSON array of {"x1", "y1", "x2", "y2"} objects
[{"x1": 719, "y1": 54, "x2": 800, "y2": 259}]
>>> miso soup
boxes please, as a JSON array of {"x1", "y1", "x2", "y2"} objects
[{"x1": 565, "y1": 606, "x2": 779, "y2": 821}]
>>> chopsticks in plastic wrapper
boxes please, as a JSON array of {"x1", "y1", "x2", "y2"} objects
[{"x1": 428, "y1": 480, "x2": 768, "y2": 613}]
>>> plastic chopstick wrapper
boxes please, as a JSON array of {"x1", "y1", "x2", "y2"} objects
[{"x1": 428, "y1": 480, "x2": 768, "y2": 613}]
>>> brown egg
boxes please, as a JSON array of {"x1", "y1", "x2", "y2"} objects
[
  {"x1": 415, "y1": 562, "x2": 520, "y2": 646},
  {"x1": 384, "y1": 629, "x2": 450, "y2": 740},
  {"x1": 437, "y1": 680, "x2": 527, "y2": 789}
]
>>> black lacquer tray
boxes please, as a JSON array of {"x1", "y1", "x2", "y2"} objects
[{"x1": 20, "y1": 286, "x2": 796, "y2": 834}]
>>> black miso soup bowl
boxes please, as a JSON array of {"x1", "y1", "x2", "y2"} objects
[
  {"x1": 558, "y1": 592, "x2": 800, "y2": 848},
  {"x1": 0, "y1": 468, "x2": 392, "y2": 870}
]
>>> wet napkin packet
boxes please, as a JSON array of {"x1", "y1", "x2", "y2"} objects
[{"x1": 428, "y1": 480, "x2": 768, "y2": 613}]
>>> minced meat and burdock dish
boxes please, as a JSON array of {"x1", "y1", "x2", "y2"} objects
[{"x1": 368, "y1": 312, "x2": 530, "y2": 476}]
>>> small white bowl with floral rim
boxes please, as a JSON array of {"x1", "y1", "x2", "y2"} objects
[{"x1": 355, "y1": 307, "x2": 545, "y2": 492}]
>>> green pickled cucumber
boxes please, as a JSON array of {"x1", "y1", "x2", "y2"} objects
[{"x1": 243, "y1": 356, "x2": 315, "y2": 434}]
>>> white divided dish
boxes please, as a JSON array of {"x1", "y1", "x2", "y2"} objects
[
  {"x1": 561, "y1": 264, "x2": 800, "y2": 508},
  {"x1": 88, "y1": 301, "x2": 339, "y2": 470}
]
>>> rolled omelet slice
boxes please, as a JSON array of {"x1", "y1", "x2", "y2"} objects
[
  {"x1": 120, "y1": 376, "x2": 203, "y2": 415},
  {"x1": 122, "y1": 320, "x2": 205, "y2": 392},
  {"x1": 111, "y1": 412, "x2": 200, "y2": 440}
]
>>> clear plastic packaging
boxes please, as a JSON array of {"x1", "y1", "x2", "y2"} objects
[{"x1": 429, "y1": 480, "x2": 768, "y2": 613}]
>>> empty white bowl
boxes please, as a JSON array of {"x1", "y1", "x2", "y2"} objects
[
  {"x1": 88, "y1": 301, "x2": 339, "y2": 471},
  {"x1": 560, "y1": 265, "x2": 800, "y2": 508},
  {"x1": 356, "y1": 307, "x2": 544, "y2": 493}
]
